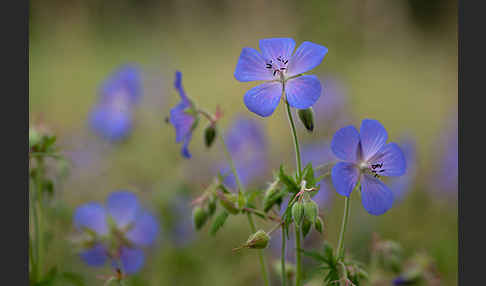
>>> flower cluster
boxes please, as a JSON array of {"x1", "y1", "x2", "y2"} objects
[
  {"x1": 89, "y1": 65, "x2": 142, "y2": 142},
  {"x1": 73, "y1": 191, "x2": 159, "y2": 274}
]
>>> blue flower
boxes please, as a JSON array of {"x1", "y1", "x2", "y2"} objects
[
  {"x1": 388, "y1": 138, "x2": 417, "y2": 202},
  {"x1": 218, "y1": 116, "x2": 267, "y2": 189},
  {"x1": 168, "y1": 196, "x2": 195, "y2": 247},
  {"x1": 73, "y1": 191, "x2": 159, "y2": 274},
  {"x1": 234, "y1": 38, "x2": 328, "y2": 117},
  {"x1": 330, "y1": 119, "x2": 406, "y2": 215},
  {"x1": 89, "y1": 65, "x2": 142, "y2": 142},
  {"x1": 169, "y1": 71, "x2": 198, "y2": 158}
]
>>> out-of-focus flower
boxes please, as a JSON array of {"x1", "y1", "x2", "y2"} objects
[
  {"x1": 234, "y1": 38, "x2": 328, "y2": 117},
  {"x1": 432, "y1": 115, "x2": 458, "y2": 198},
  {"x1": 73, "y1": 191, "x2": 159, "y2": 274},
  {"x1": 330, "y1": 119, "x2": 406, "y2": 215},
  {"x1": 169, "y1": 196, "x2": 195, "y2": 247},
  {"x1": 169, "y1": 71, "x2": 198, "y2": 158},
  {"x1": 218, "y1": 116, "x2": 267, "y2": 189},
  {"x1": 388, "y1": 138, "x2": 417, "y2": 202},
  {"x1": 311, "y1": 76, "x2": 352, "y2": 133},
  {"x1": 89, "y1": 65, "x2": 142, "y2": 142}
]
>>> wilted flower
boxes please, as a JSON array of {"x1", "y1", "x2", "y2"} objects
[
  {"x1": 234, "y1": 38, "x2": 328, "y2": 117},
  {"x1": 219, "y1": 117, "x2": 267, "y2": 189},
  {"x1": 169, "y1": 71, "x2": 198, "y2": 158},
  {"x1": 89, "y1": 65, "x2": 142, "y2": 142},
  {"x1": 73, "y1": 191, "x2": 159, "y2": 274},
  {"x1": 330, "y1": 119, "x2": 406, "y2": 215}
]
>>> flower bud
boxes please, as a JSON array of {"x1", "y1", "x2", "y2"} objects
[
  {"x1": 292, "y1": 201, "x2": 304, "y2": 226},
  {"x1": 314, "y1": 216, "x2": 324, "y2": 234},
  {"x1": 193, "y1": 206, "x2": 208, "y2": 230},
  {"x1": 219, "y1": 193, "x2": 240, "y2": 214},
  {"x1": 245, "y1": 230, "x2": 270, "y2": 249},
  {"x1": 302, "y1": 218, "x2": 312, "y2": 238},
  {"x1": 204, "y1": 124, "x2": 217, "y2": 148},
  {"x1": 303, "y1": 199, "x2": 318, "y2": 224},
  {"x1": 207, "y1": 194, "x2": 217, "y2": 216},
  {"x1": 297, "y1": 107, "x2": 314, "y2": 132},
  {"x1": 262, "y1": 179, "x2": 281, "y2": 212}
]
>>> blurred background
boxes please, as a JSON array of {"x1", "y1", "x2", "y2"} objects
[{"x1": 29, "y1": 0, "x2": 457, "y2": 285}]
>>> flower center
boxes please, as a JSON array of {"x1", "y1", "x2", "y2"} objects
[
  {"x1": 360, "y1": 161, "x2": 386, "y2": 178},
  {"x1": 265, "y1": 56, "x2": 289, "y2": 80}
]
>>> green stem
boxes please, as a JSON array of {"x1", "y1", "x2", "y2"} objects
[
  {"x1": 285, "y1": 100, "x2": 302, "y2": 179},
  {"x1": 220, "y1": 136, "x2": 270, "y2": 286},
  {"x1": 281, "y1": 225, "x2": 287, "y2": 286},
  {"x1": 284, "y1": 94, "x2": 304, "y2": 286},
  {"x1": 33, "y1": 157, "x2": 45, "y2": 282},
  {"x1": 294, "y1": 224, "x2": 302, "y2": 286},
  {"x1": 336, "y1": 195, "x2": 351, "y2": 260}
]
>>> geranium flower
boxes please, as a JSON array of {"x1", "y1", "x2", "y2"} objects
[
  {"x1": 73, "y1": 191, "x2": 159, "y2": 274},
  {"x1": 234, "y1": 38, "x2": 328, "y2": 117},
  {"x1": 89, "y1": 65, "x2": 142, "y2": 142},
  {"x1": 169, "y1": 71, "x2": 198, "y2": 158},
  {"x1": 330, "y1": 119, "x2": 406, "y2": 215}
]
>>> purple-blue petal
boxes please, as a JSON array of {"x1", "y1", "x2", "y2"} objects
[
  {"x1": 119, "y1": 247, "x2": 145, "y2": 274},
  {"x1": 359, "y1": 119, "x2": 388, "y2": 161},
  {"x1": 79, "y1": 244, "x2": 108, "y2": 267},
  {"x1": 126, "y1": 211, "x2": 159, "y2": 247},
  {"x1": 259, "y1": 38, "x2": 296, "y2": 61},
  {"x1": 285, "y1": 75, "x2": 322, "y2": 109},
  {"x1": 360, "y1": 174, "x2": 394, "y2": 215},
  {"x1": 106, "y1": 191, "x2": 140, "y2": 228},
  {"x1": 331, "y1": 162, "x2": 360, "y2": 197},
  {"x1": 73, "y1": 203, "x2": 108, "y2": 235},
  {"x1": 331, "y1": 125, "x2": 360, "y2": 162},
  {"x1": 100, "y1": 65, "x2": 142, "y2": 104},
  {"x1": 287, "y1": 41, "x2": 328, "y2": 76},
  {"x1": 174, "y1": 71, "x2": 190, "y2": 103},
  {"x1": 369, "y1": 143, "x2": 406, "y2": 176},
  {"x1": 234, "y1": 48, "x2": 274, "y2": 82},
  {"x1": 181, "y1": 136, "x2": 192, "y2": 158},
  {"x1": 243, "y1": 82, "x2": 282, "y2": 117},
  {"x1": 89, "y1": 103, "x2": 133, "y2": 142}
]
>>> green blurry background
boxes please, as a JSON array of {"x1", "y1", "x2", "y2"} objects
[{"x1": 29, "y1": 0, "x2": 457, "y2": 285}]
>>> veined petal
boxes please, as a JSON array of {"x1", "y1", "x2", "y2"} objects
[
  {"x1": 234, "y1": 48, "x2": 274, "y2": 82},
  {"x1": 73, "y1": 203, "x2": 108, "y2": 236},
  {"x1": 331, "y1": 162, "x2": 360, "y2": 197},
  {"x1": 119, "y1": 247, "x2": 145, "y2": 275},
  {"x1": 360, "y1": 119, "x2": 388, "y2": 160},
  {"x1": 106, "y1": 191, "x2": 140, "y2": 228},
  {"x1": 287, "y1": 41, "x2": 328, "y2": 76},
  {"x1": 259, "y1": 38, "x2": 296, "y2": 61},
  {"x1": 360, "y1": 174, "x2": 394, "y2": 215},
  {"x1": 331, "y1": 126, "x2": 360, "y2": 162},
  {"x1": 369, "y1": 143, "x2": 406, "y2": 176},
  {"x1": 126, "y1": 211, "x2": 159, "y2": 247},
  {"x1": 79, "y1": 244, "x2": 108, "y2": 267},
  {"x1": 244, "y1": 82, "x2": 283, "y2": 117},
  {"x1": 285, "y1": 75, "x2": 322, "y2": 109}
]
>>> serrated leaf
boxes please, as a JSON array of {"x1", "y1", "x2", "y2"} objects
[
  {"x1": 299, "y1": 249, "x2": 328, "y2": 263},
  {"x1": 279, "y1": 165, "x2": 299, "y2": 193},
  {"x1": 210, "y1": 211, "x2": 229, "y2": 236},
  {"x1": 302, "y1": 163, "x2": 316, "y2": 188}
]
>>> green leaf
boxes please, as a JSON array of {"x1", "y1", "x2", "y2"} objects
[
  {"x1": 34, "y1": 267, "x2": 58, "y2": 286},
  {"x1": 278, "y1": 165, "x2": 299, "y2": 193},
  {"x1": 302, "y1": 163, "x2": 316, "y2": 188},
  {"x1": 210, "y1": 211, "x2": 229, "y2": 236},
  {"x1": 299, "y1": 249, "x2": 329, "y2": 263}
]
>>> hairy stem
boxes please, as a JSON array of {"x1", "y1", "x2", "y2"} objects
[
  {"x1": 220, "y1": 136, "x2": 270, "y2": 286},
  {"x1": 281, "y1": 225, "x2": 287, "y2": 286},
  {"x1": 336, "y1": 195, "x2": 351, "y2": 260}
]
